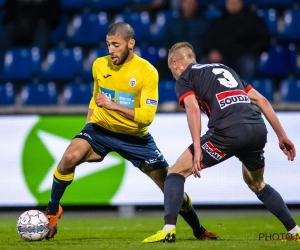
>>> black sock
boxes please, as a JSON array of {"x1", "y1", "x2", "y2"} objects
[
  {"x1": 256, "y1": 184, "x2": 296, "y2": 231},
  {"x1": 164, "y1": 173, "x2": 185, "y2": 225},
  {"x1": 179, "y1": 205, "x2": 206, "y2": 238}
]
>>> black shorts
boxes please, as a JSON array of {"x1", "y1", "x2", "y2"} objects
[
  {"x1": 189, "y1": 123, "x2": 267, "y2": 171},
  {"x1": 74, "y1": 123, "x2": 169, "y2": 171}
]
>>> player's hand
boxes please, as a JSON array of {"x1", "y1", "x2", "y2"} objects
[
  {"x1": 192, "y1": 149, "x2": 203, "y2": 178},
  {"x1": 279, "y1": 137, "x2": 296, "y2": 161},
  {"x1": 95, "y1": 94, "x2": 114, "y2": 110}
]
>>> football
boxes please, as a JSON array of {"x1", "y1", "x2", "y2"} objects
[{"x1": 16, "y1": 210, "x2": 50, "y2": 241}]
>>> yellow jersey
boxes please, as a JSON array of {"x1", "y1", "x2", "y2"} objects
[{"x1": 89, "y1": 54, "x2": 159, "y2": 137}]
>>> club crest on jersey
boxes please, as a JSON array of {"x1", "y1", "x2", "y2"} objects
[
  {"x1": 129, "y1": 78, "x2": 136, "y2": 87},
  {"x1": 216, "y1": 90, "x2": 250, "y2": 109},
  {"x1": 202, "y1": 141, "x2": 225, "y2": 161},
  {"x1": 146, "y1": 98, "x2": 157, "y2": 106}
]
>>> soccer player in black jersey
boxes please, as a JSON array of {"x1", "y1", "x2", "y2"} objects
[{"x1": 143, "y1": 42, "x2": 299, "y2": 243}]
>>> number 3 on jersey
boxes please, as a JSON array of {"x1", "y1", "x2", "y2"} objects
[{"x1": 212, "y1": 68, "x2": 238, "y2": 88}]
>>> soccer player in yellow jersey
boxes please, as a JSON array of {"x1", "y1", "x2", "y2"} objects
[{"x1": 45, "y1": 22, "x2": 219, "y2": 241}]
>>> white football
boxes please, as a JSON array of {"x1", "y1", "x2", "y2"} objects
[{"x1": 16, "y1": 210, "x2": 50, "y2": 241}]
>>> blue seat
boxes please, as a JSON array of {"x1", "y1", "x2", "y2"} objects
[
  {"x1": 134, "y1": 46, "x2": 167, "y2": 66},
  {"x1": 0, "y1": 0, "x2": 5, "y2": 7},
  {"x1": 63, "y1": 82, "x2": 93, "y2": 105},
  {"x1": 41, "y1": 47, "x2": 83, "y2": 81},
  {"x1": 87, "y1": 0, "x2": 127, "y2": 11},
  {"x1": 256, "y1": 0, "x2": 293, "y2": 8},
  {"x1": 114, "y1": 12, "x2": 151, "y2": 44},
  {"x1": 3, "y1": 48, "x2": 41, "y2": 81},
  {"x1": 21, "y1": 82, "x2": 58, "y2": 105},
  {"x1": 257, "y1": 44, "x2": 296, "y2": 78},
  {"x1": 0, "y1": 82, "x2": 15, "y2": 105},
  {"x1": 150, "y1": 10, "x2": 180, "y2": 44},
  {"x1": 256, "y1": 9, "x2": 278, "y2": 36},
  {"x1": 51, "y1": 15, "x2": 68, "y2": 45},
  {"x1": 248, "y1": 79, "x2": 274, "y2": 102},
  {"x1": 278, "y1": 10, "x2": 300, "y2": 42},
  {"x1": 60, "y1": 0, "x2": 87, "y2": 11},
  {"x1": 203, "y1": 7, "x2": 223, "y2": 21},
  {"x1": 81, "y1": 47, "x2": 108, "y2": 80},
  {"x1": 158, "y1": 80, "x2": 178, "y2": 111},
  {"x1": 67, "y1": 12, "x2": 109, "y2": 46},
  {"x1": 279, "y1": 79, "x2": 300, "y2": 102}
]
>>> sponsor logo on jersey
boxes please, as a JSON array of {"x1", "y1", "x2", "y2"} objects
[
  {"x1": 101, "y1": 87, "x2": 135, "y2": 108},
  {"x1": 146, "y1": 98, "x2": 157, "y2": 106},
  {"x1": 202, "y1": 141, "x2": 225, "y2": 161},
  {"x1": 216, "y1": 90, "x2": 250, "y2": 109},
  {"x1": 129, "y1": 78, "x2": 136, "y2": 87}
]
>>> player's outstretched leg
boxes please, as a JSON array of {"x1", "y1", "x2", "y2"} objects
[
  {"x1": 143, "y1": 173, "x2": 219, "y2": 243},
  {"x1": 45, "y1": 166, "x2": 73, "y2": 240},
  {"x1": 243, "y1": 164, "x2": 300, "y2": 240},
  {"x1": 46, "y1": 203, "x2": 63, "y2": 240},
  {"x1": 180, "y1": 193, "x2": 220, "y2": 240}
]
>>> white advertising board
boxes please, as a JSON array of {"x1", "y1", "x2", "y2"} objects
[{"x1": 0, "y1": 113, "x2": 299, "y2": 206}]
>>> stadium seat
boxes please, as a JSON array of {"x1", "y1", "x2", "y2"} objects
[
  {"x1": 248, "y1": 79, "x2": 274, "y2": 102},
  {"x1": 60, "y1": 0, "x2": 87, "y2": 11},
  {"x1": 41, "y1": 47, "x2": 83, "y2": 81},
  {"x1": 158, "y1": 80, "x2": 178, "y2": 112},
  {"x1": 81, "y1": 47, "x2": 108, "y2": 80},
  {"x1": 150, "y1": 10, "x2": 180, "y2": 44},
  {"x1": 51, "y1": 15, "x2": 68, "y2": 46},
  {"x1": 256, "y1": 0, "x2": 293, "y2": 8},
  {"x1": 67, "y1": 12, "x2": 109, "y2": 46},
  {"x1": 256, "y1": 9, "x2": 278, "y2": 36},
  {"x1": 63, "y1": 82, "x2": 93, "y2": 105},
  {"x1": 87, "y1": 0, "x2": 127, "y2": 11},
  {"x1": 3, "y1": 47, "x2": 41, "y2": 81},
  {"x1": 21, "y1": 82, "x2": 58, "y2": 105},
  {"x1": 113, "y1": 12, "x2": 151, "y2": 44},
  {"x1": 134, "y1": 46, "x2": 167, "y2": 66},
  {"x1": 277, "y1": 9, "x2": 300, "y2": 42},
  {"x1": 0, "y1": 82, "x2": 15, "y2": 105},
  {"x1": 279, "y1": 79, "x2": 300, "y2": 102},
  {"x1": 257, "y1": 44, "x2": 296, "y2": 78}
]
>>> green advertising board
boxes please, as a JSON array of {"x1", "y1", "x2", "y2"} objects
[{"x1": 22, "y1": 116, "x2": 126, "y2": 206}]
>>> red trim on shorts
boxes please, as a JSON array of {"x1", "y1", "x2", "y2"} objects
[
  {"x1": 179, "y1": 91, "x2": 196, "y2": 108},
  {"x1": 188, "y1": 147, "x2": 193, "y2": 155},
  {"x1": 245, "y1": 85, "x2": 253, "y2": 93}
]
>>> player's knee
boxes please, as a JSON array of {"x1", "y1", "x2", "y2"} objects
[
  {"x1": 62, "y1": 149, "x2": 80, "y2": 169},
  {"x1": 245, "y1": 180, "x2": 265, "y2": 193}
]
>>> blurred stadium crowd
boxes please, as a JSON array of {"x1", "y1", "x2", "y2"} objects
[{"x1": 0, "y1": 0, "x2": 300, "y2": 113}]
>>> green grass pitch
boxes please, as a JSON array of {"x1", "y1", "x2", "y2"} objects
[{"x1": 1, "y1": 208, "x2": 300, "y2": 250}]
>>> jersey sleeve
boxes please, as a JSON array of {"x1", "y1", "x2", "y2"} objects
[
  {"x1": 134, "y1": 68, "x2": 158, "y2": 125},
  {"x1": 175, "y1": 77, "x2": 196, "y2": 109},
  {"x1": 240, "y1": 78, "x2": 253, "y2": 93},
  {"x1": 88, "y1": 60, "x2": 100, "y2": 109}
]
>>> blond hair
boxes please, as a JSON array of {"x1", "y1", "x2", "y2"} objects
[{"x1": 168, "y1": 42, "x2": 196, "y2": 61}]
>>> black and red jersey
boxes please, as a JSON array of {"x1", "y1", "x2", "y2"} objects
[{"x1": 175, "y1": 63, "x2": 265, "y2": 130}]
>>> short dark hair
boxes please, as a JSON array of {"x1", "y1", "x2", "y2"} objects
[{"x1": 107, "y1": 22, "x2": 135, "y2": 41}]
